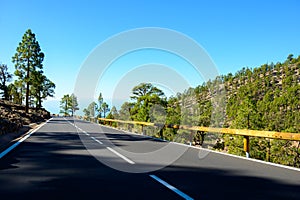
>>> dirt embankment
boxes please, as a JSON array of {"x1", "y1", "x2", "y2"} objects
[{"x1": 0, "y1": 100, "x2": 50, "y2": 135}]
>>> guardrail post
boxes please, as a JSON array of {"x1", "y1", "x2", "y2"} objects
[
  {"x1": 266, "y1": 139, "x2": 271, "y2": 162},
  {"x1": 128, "y1": 124, "x2": 132, "y2": 132},
  {"x1": 190, "y1": 130, "x2": 193, "y2": 146},
  {"x1": 141, "y1": 125, "x2": 144, "y2": 135},
  {"x1": 159, "y1": 128, "x2": 164, "y2": 140},
  {"x1": 244, "y1": 136, "x2": 250, "y2": 158}
]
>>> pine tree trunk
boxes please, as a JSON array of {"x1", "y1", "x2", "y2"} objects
[
  {"x1": 38, "y1": 97, "x2": 42, "y2": 109},
  {"x1": 25, "y1": 59, "x2": 30, "y2": 113},
  {"x1": 25, "y1": 81, "x2": 29, "y2": 113},
  {"x1": 65, "y1": 99, "x2": 68, "y2": 116}
]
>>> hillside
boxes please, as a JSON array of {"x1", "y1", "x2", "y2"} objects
[
  {"x1": 172, "y1": 54, "x2": 300, "y2": 166},
  {"x1": 175, "y1": 54, "x2": 300, "y2": 130},
  {"x1": 91, "y1": 54, "x2": 300, "y2": 167},
  {"x1": 0, "y1": 100, "x2": 50, "y2": 134}
]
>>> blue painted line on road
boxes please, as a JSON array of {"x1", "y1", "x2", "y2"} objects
[
  {"x1": 0, "y1": 139, "x2": 23, "y2": 159},
  {"x1": 0, "y1": 119, "x2": 51, "y2": 159},
  {"x1": 149, "y1": 175, "x2": 194, "y2": 200}
]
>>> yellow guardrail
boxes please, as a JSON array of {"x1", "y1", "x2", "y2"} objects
[
  {"x1": 97, "y1": 117, "x2": 300, "y2": 157},
  {"x1": 98, "y1": 118, "x2": 300, "y2": 140}
]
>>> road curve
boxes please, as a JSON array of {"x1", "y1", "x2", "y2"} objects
[{"x1": 0, "y1": 117, "x2": 299, "y2": 200}]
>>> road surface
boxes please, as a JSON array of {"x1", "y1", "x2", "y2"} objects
[{"x1": 0, "y1": 117, "x2": 299, "y2": 199}]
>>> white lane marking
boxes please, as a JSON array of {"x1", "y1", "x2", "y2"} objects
[
  {"x1": 0, "y1": 118, "x2": 52, "y2": 159},
  {"x1": 149, "y1": 175, "x2": 194, "y2": 200},
  {"x1": 63, "y1": 117, "x2": 75, "y2": 127},
  {"x1": 71, "y1": 120, "x2": 135, "y2": 164},
  {"x1": 91, "y1": 137, "x2": 103, "y2": 144},
  {"x1": 106, "y1": 147, "x2": 135, "y2": 164},
  {"x1": 65, "y1": 118, "x2": 90, "y2": 136},
  {"x1": 83, "y1": 131, "x2": 89, "y2": 136}
]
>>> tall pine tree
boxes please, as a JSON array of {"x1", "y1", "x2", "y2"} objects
[{"x1": 12, "y1": 29, "x2": 44, "y2": 113}]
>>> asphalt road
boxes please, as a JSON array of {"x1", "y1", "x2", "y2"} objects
[{"x1": 0, "y1": 117, "x2": 299, "y2": 200}]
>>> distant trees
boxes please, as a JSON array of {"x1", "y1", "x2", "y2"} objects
[
  {"x1": 70, "y1": 94, "x2": 79, "y2": 116},
  {"x1": 88, "y1": 102, "x2": 97, "y2": 118},
  {"x1": 0, "y1": 64, "x2": 12, "y2": 100},
  {"x1": 83, "y1": 92, "x2": 110, "y2": 119},
  {"x1": 97, "y1": 93, "x2": 103, "y2": 117},
  {"x1": 60, "y1": 93, "x2": 79, "y2": 116},
  {"x1": 97, "y1": 93, "x2": 110, "y2": 118},
  {"x1": 60, "y1": 94, "x2": 71, "y2": 116}
]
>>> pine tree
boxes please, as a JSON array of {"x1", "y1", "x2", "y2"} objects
[
  {"x1": 87, "y1": 102, "x2": 97, "y2": 118},
  {"x1": 12, "y1": 29, "x2": 44, "y2": 113},
  {"x1": 0, "y1": 64, "x2": 12, "y2": 100},
  {"x1": 97, "y1": 92, "x2": 104, "y2": 117},
  {"x1": 70, "y1": 94, "x2": 79, "y2": 116},
  {"x1": 60, "y1": 94, "x2": 71, "y2": 116},
  {"x1": 130, "y1": 83, "x2": 166, "y2": 122},
  {"x1": 31, "y1": 71, "x2": 55, "y2": 109},
  {"x1": 101, "y1": 102, "x2": 110, "y2": 118}
]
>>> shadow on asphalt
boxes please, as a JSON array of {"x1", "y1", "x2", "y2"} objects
[
  {"x1": 103, "y1": 133, "x2": 164, "y2": 142},
  {"x1": 154, "y1": 165, "x2": 300, "y2": 200},
  {"x1": 0, "y1": 118, "x2": 299, "y2": 200}
]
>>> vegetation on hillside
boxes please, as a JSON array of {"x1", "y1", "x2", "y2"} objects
[{"x1": 103, "y1": 54, "x2": 300, "y2": 167}]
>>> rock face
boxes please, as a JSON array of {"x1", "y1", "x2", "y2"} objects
[{"x1": 0, "y1": 100, "x2": 50, "y2": 135}]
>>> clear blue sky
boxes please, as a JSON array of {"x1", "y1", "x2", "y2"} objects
[{"x1": 1, "y1": 0, "x2": 300, "y2": 114}]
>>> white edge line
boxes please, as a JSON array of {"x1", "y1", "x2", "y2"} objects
[
  {"x1": 84, "y1": 120, "x2": 300, "y2": 172},
  {"x1": 0, "y1": 118, "x2": 52, "y2": 159},
  {"x1": 106, "y1": 146, "x2": 135, "y2": 164},
  {"x1": 173, "y1": 141, "x2": 300, "y2": 172},
  {"x1": 149, "y1": 175, "x2": 194, "y2": 200},
  {"x1": 99, "y1": 124, "x2": 300, "y2": 172}
]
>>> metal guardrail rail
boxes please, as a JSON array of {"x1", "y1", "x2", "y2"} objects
[{"x1": 96, "y1": 117, "x2": 300, "y2": 158}]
